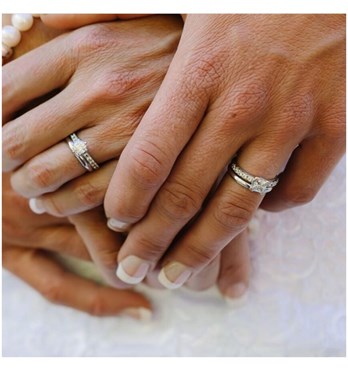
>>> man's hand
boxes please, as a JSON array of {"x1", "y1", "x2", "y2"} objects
[{"x1": 103, "y1": 14, "x2": 345, "y2": 288}]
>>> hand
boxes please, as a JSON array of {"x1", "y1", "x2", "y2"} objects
[
  {"x1": 3, "y1": 15, "x2": 182, "y2": 209},
  {"x1": 2, "y1": 18, "x2": 152, "y2": 318},
  {"x1": 2, "y1": 14, "x2": 256, "y2": 298},
  {"x1": 3, "y1": 173, "x2": 151, "y2": 318},
  {"x1": 101, "y1": 14, "x2": 345, "y2": 288},
  {"x1": 38, "y1": 160, "x2": 250, "y2": 297}
]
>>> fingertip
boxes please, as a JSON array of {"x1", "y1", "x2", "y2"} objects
[
  {"x1": 107, "y1": 218, "x2": 131, "y2": 232},
  {"x1": 220, "y1": 282, "x2": 249, "y2": 307},
  {"x1": 224, "y1": 290, "x2": 249, "y2": 308},
  {"x1": 120, "y1": 307, "x2": 153, "y2": 322},
  {"x1": 29, "y1": 198, "x2": 46, "y2": 214}
]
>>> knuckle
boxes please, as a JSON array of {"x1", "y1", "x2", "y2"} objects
[
  {"x1": 231, "y1": 81, "x2": 269, "y2": 113},
  {"x1": 96, "y1": 250, "x2": 118, "y2": 271},
  {"x1": 2, "y1": 124, "x2": 26, "y2": 166},
  {"x1": 91, "y1": 70, "x2": 143, "y2": 102},
  {"x1": 157, "y1": 181, "x2": 202, "y2": 222},
  {"x1": 88, "y1": 294, "x2": 107, "y2": 317},
  {"x1": 186, "y1": 47, "x2": 226, "y2": 90},
  {"x1": 283, "y1": 185, "x2": 317, "y2": 206},
  {"x1": 219, "y1": 81, "x2": 270, "y2": 130},
  {"x1": 43, "y1": 197, "x2": 66, "y2": 217},
  {"x1": 27, "y1": 162, "x2": 54, "y2": 190},
  {"x1": 128, "y1": 141, "x2": 167, "y2": 188},
  {"x1": 186, "y1": 244, "x2": 217, "y2": 266},
  {"x1": 322, "y1": 109, "x2": 346, "y2": 144},
  {"x1": 132, "y1": 235, "x2": 166, "y2": 261},
  {"x1": 41, "y1": 275, "x2": 64, "y2": 304},
  {"x1": 2, "y1": 247, "x2": 28, "y2": 272},
  {"x1": 2, "y1": 218, "x2": 27, "y2": 241},
  {"x1": 74, "y1": 182, "x2": 104, "y2": 209},
  {"x1": 73, "y1": 24, "x2": 116, "y2": 56},
  {"x1": 278, "y1": 94, "x2": 315, "y2": 138},
  {"x1": 213, "y1": 193, "x2": 255, "y2": 231}
]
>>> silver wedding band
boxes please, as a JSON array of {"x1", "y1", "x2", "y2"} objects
[
  {"x1": 228, "y1": 159, "x2": 279, "y2": 195},
  {"x1": 66, "y1": 133, "x2": 99, "y2": 172}
]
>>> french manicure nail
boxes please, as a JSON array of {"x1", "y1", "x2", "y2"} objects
[
  {"x1": 116, "y1": 255, "x2": 150, "y2": 284},
  {"x1": 29, "y1": 198, "x2": 46, "y2": 214},
  {"x1": 158, "y1": 262, "x2": 192, "y2": 289},
  {"x1": 224, "y1": 283, "x2": 248, "y2": 306},
  {"x1": 120, "y1": 307, "x2": 152, "y2": 322},
  {"x1": 107, "y1": 218, "x2": 131, "y2": 232}
]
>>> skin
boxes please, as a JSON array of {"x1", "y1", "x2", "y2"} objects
[
  {"x1": 42, "y1": 14, "x2": 345, "y2": 289},
  {"x1": 3, "y1": 14, "x2": 251, "y2": 298},
  {"x1": 2, "y1": 16, "x2": 152, "y2": 317},
  {"x1": 3, "y1": 173, "x2": 152, "y2": 317},
  {"x1": 103, "y1": 14, "x2": 345, "y2": 287}
]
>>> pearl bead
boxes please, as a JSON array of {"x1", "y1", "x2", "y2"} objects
[
  {"x1": 11, "y1": 13, "x2": 34, "y2": 32},
  {"x1": 2, "y1": 43, "x2": 13, "y2": 58},
  {"x1": 2, "y1": 25, "x2": 21, "y2": 47}
]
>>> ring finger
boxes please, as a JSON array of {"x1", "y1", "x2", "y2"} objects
[
  {"x1": 10, "y1": 125, "x2": 124, "y2": 198},
  {"x1": 156, "y1": 138, "x2": 297, "y2": 288}
]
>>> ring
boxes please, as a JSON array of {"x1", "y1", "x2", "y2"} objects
[
  {"x1": 66, "y1": 133, "x2": 99, "y2": 172},
  {"x1": 228, "y1": 159, "x2": 279, "y2": 195}
]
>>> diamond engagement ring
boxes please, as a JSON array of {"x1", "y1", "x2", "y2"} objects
[
  {"x1": 66, "y1": 133, "x2": 99, "y2": 172},
  {"x1": 228, "y1": 160, "x2": 279, "y2": 195}
]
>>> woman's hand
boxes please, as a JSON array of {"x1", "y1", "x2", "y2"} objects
[
  {"x1": 2, "y1": 173, "x2": 152, "y2": 318},
  {"x1": 100, "y1": 14, "x2": 345, "y2": 288},
  {"x1": 3, "y1": 16, "x2": 182, "y2": 207}
]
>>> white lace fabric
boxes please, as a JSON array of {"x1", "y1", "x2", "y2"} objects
[{"x1": 2, "y1": 157, "x2": 346, "y2": 356}]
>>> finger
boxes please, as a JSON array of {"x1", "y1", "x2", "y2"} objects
[
  {"x1": 261, "y1": 133, "x2": 346, "y2": 212},
  {"x1": 2, "y1": 34, "x2": 74, "y2": 120},
  {"x1": 113, "y1": 87, "x2": 261, "y2": 283},
  {"x1": 104, "y1": 51, "x2": 210, "y2": 230},
  {"x1": 143, "y1": 268, "x2": 165, "y2": 289},
  {"x1": 3, "y1": 245, "x2": 151, "y2": 318},
  {"x1": 184, "y1": 254, "x2": 220, "y2": 291},
  {"x1": 3, "y1": 85, "x2": 89, "y2": 172},
  {"x1": 10, "y1": 125, "x2": 122, "y2": 198},
  {"x1": 157, "y1": 137, "x2": 296, "y2": 289},
  {"x1": 69, "y1": 208, "x2": 130, "y2": 289},
  {"x1": 217, "y1": 230, "x2": 250, "y2": 303},
  {"x1": 3, "y1": 224, "x2": 91, "y2": 260},
  {"x1": 2, "y1": 174, "x2": 71, "y2": 226},
  {"x1": 40, "y1": 14, "x2": 148, "y2": 29},
  {"x1": 29, "y1": 161, "x2": 117, "y2": 217}
]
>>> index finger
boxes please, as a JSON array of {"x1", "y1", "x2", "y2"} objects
[{"x1": 104, "y1": 53, "x2": 209, "y2": 231}]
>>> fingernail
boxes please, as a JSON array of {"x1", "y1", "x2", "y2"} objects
[
  {"x1": 29, "y1": 198, "x2": 46, "y2": 214},
  {"x1": 224, "y1": 283, "x2": 248, "y2": 306},
  {"x1": 120, "y1": 307, "x2": 152, "y2": 322},
  {"x1": 116, "y1": 255, "x2": 150, "y2": 284},
  {"x1": 158, "y1": 262, "x2": 192, "y2": 289},
  {"x1": 107, "y1": 218, "x2": 131, "y2": 232}
]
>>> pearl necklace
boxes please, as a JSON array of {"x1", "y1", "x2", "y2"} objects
[{"x1": 2, "y1": 14, "x2": 40, "y2": 59}]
